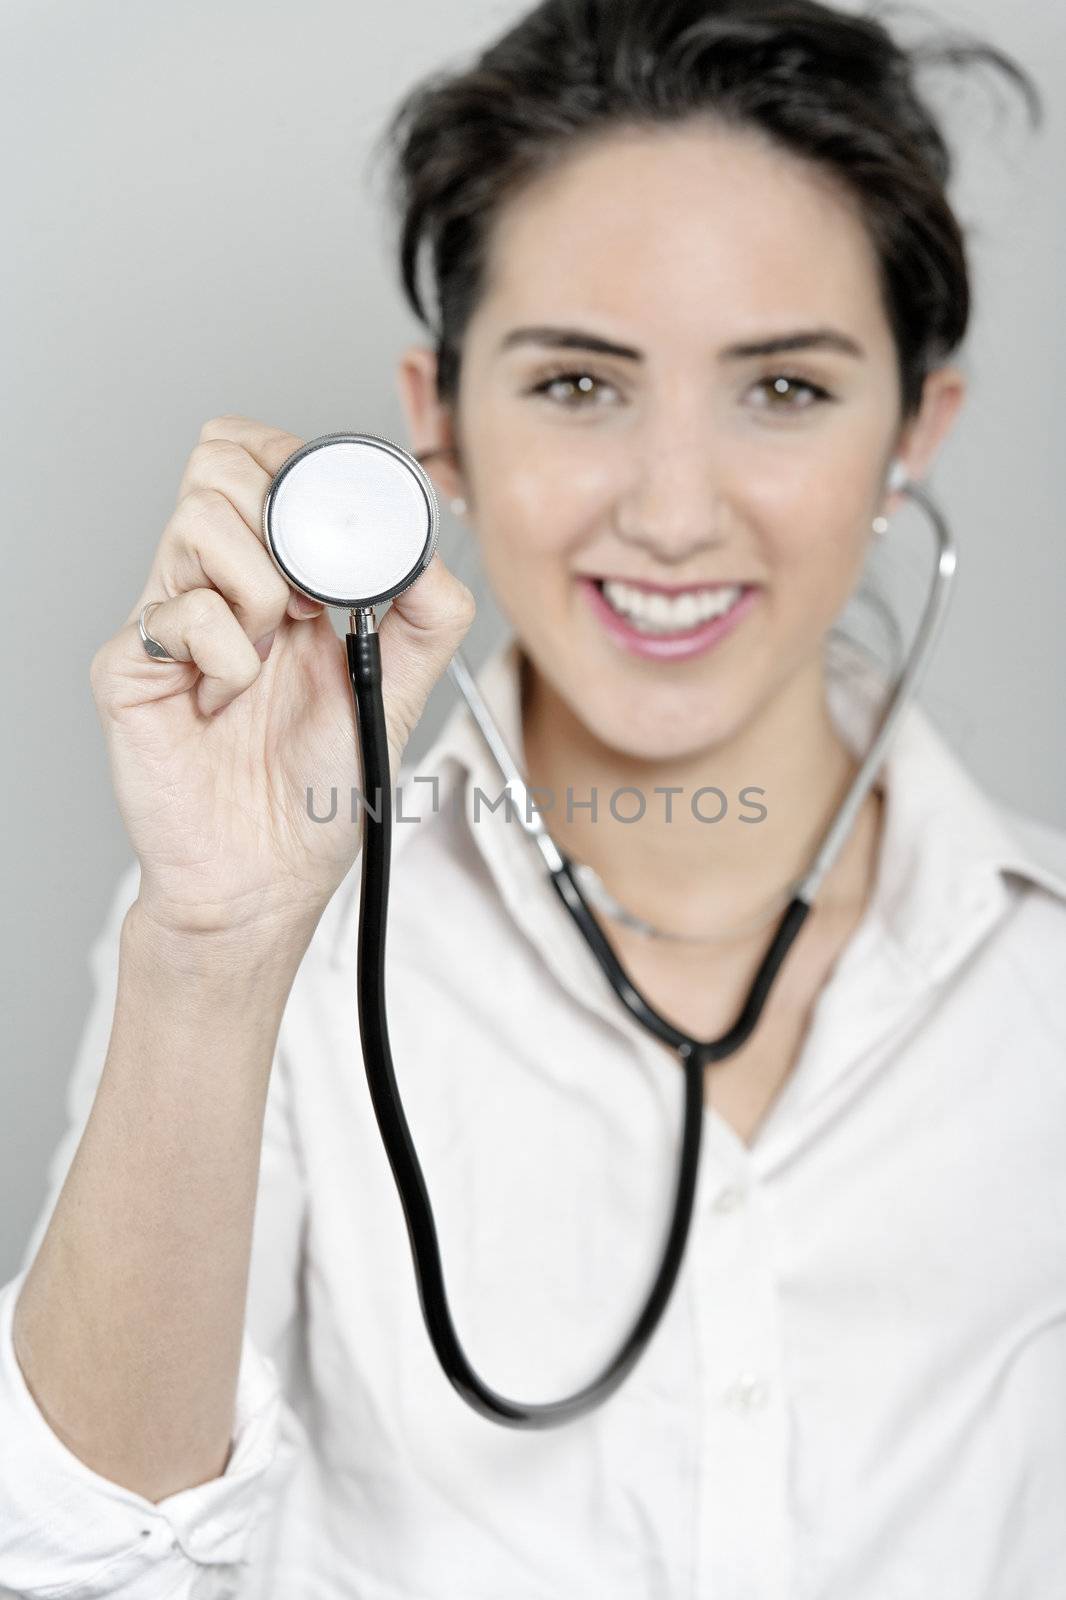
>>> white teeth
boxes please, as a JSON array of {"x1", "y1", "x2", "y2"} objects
[{"x1": 601, "y1": 580, "x2": 743, "y2": 633}]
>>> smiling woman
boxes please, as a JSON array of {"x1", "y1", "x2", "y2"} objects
[
  {"x1": 2, "y1": 1, "x2": 1064, "y2": 1598},
  {"x1": 381, "y1": 31, "x2": 1022, "y2": 943}
]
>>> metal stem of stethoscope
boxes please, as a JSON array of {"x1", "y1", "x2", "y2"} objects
[{"x1": 343, "y1": 478, "x2": 957, "y2": 1429}]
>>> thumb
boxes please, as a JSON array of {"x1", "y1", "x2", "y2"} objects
[{"x1": 373, "y1": 552, "x2": 477, "y2": 759}]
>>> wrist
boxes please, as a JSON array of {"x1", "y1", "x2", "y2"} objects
[{"x1": 122, "y1": 893, "x2": 320, "y2": 985}]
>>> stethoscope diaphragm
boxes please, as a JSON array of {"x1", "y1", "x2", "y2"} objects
[{"x1": 263, "y1": 432, "x2": 439, "y2": 610}]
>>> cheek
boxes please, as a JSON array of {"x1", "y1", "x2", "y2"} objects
[
  {"x1": 475, "y1": 448, "x2": 616, "y2": 582},
  {"x1": 747, "y1": 446, "x2": 878, "y2": 582},
  {"x1": 767, "y1": 509, "x2": 871, "y2": 642}
]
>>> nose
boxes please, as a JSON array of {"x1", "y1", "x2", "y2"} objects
[{"x1": 612, "y1": 425, "x2": 730, "y2": 566}]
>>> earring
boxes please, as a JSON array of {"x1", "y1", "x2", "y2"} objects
[
  {"x1": 450, "y1": 495, "x2": 468, "y2": 517},
  {"x1": 887, "y1": 458, "x2": 909, "y2": 493},
  {"x1": 873, "y1": 457, "x2": 909, "y2": 535}
]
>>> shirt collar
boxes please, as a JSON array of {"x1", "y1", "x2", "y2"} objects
[{"x1": 331, "y1": 631, "x2": 1066, "y2": 976}]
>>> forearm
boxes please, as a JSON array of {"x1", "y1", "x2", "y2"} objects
[{"x1": 12, "y1": 898, "x2": 312, "y2": 1504}]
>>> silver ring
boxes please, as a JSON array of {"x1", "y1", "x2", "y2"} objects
[{"x1": 138, "y1": 600, "x2": 177, "y2": 662}]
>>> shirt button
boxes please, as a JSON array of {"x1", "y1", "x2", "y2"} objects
[
  {"x1": 723, "y1": 1372, "x2": 769, "y2": 1411},
  {"x1": 712, "y1": 1183, "x2": 744, "y2": 1213}
]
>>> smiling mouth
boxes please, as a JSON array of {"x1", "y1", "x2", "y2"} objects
[{"x1": 587, "y1": 575, "x2": 752, "y2": 634}]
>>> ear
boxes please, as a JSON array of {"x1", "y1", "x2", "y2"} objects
[
  {"x1": 396, "y1": 345, "x2": 467, "y2": 504},
  {"x1": 886, "y1": 364, "x2": 967, "y2": 513}
]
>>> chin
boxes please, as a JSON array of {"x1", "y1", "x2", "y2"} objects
[{"x1": 582, "y1": 691, "x2": 744, "y2": 767}]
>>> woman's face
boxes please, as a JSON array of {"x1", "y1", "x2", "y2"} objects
[{"x1": 426, "y1": 121, "x2": 937, "y2": 762}]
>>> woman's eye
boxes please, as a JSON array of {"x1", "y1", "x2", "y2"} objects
[
  {"x1": 527, "y1": 368, "x2": 832, "y2": 412},
  {"x1": 749, "y1": 374, "x2": 832, "y2": 411},
  {"x1": 530, "y1": 371, "x2": 619, "y2": 408}
]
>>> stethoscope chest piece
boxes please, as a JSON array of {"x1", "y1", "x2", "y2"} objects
[{"x1": 263, "y1": 432, "x2": 439, "y2": 610}]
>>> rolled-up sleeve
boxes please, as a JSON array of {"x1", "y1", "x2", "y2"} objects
[
  {"x1": 0, "y1": 1275, "x2": 283, "y2": 1597},
  {"x1": 0, "y1": 858, "x2": 307, "y2": 1598}
]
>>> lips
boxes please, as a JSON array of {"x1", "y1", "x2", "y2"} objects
[{"x1": 577, "y1": 575, "x2": 760, "y2": 663}]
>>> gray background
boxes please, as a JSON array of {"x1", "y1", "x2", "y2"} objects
[{"x1": 1, "y1": 0, "x2": 1063, "y2": 1282}]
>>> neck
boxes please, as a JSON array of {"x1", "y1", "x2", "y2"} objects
[{"x1": 519, "y1": 650, "x2": 882, "y2": 942}]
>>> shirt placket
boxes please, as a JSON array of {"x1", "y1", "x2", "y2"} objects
[{"x1": 690, "y1": 1118, "x2": 796, "y2": 1599}]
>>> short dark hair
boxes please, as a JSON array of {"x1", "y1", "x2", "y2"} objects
[{"x1": 377, "y1": 0, "x2": 1041, "y2": 422}]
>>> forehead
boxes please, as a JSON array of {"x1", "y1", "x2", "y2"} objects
[{"x1": 474, "y1": 119, "x2": 890, "y2": 350}]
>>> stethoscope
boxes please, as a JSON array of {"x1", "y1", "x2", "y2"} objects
[{"x1": 263, "y1": 432, "x2": 956, "y2": 1430}]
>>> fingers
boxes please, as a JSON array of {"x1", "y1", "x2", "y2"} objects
[
  {"x1": 126, "y1": 423, "x2": 326, "y2": 643},
  {"x1": 183, "y1": 418, "x2": 324, "y2": 622},
  {"x1": 98, "y1": 587, "x2": 270, "y2": 719},
  {"x1": 100, "y1": 415, "x2": 347, "y2": 723},
  {"x1": 176, "y1": 437, "x2": 272, "y2": 544},
  {"x1": 195, "y1": 413, "x2": 306, "y2": 481},
  {"x1": 154, "y1": 485, "x2": 293, "y2": 649}
]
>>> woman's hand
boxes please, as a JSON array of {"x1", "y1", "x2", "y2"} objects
[{"x1": 90, "y1": 414, "x2": 476, "y2": 946}]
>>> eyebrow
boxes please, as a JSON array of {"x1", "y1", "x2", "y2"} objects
[{"x1": 497, "y1": 324, "x2": 866, "y2": 361}]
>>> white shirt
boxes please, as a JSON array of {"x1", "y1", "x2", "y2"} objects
[{"x1": 2, "y1": 632, "x2": 1065, "y2": 1600}]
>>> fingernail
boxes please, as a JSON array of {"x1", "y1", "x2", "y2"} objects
[
  {"x1": 289, "y1": 593, "x2": 321, "y2": 618},
  {"x1": 254, "y1": 630, "x2": 276, "y2": 660}
]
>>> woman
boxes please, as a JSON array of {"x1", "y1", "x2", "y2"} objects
[{"x1": 1, "y1": 0, "x2": 1063, "y2": 1595}]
